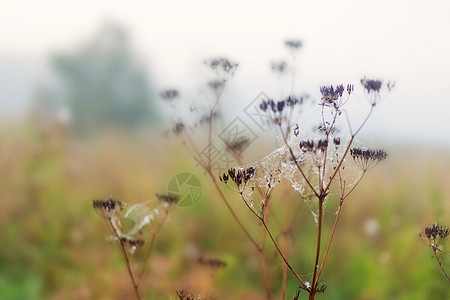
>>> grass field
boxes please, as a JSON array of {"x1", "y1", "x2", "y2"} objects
[{"x1": 0, "y1": 123, "x2": 449, "y2": 300}]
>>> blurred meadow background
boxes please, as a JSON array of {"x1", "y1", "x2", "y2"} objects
[{"x1": 1, "y1": 0, "x2": 450, "y2": 299}]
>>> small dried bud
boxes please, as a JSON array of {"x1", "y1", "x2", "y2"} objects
[
  {"x1": 347, "y1": 84, "x2": 354, "y2": 95},
  {"x1": 300, "y1": 140, "x2": 315, "y2": 152},
  {"x1": 317, "y1": 139, "x2": 328, "y2": 152},
  {"x1": 333, "y1": 137, "x2": 341, "y2": 147},
  {"x1": 121, "y1": 236, "x2": 145, "y2": 247},
  {"x1": 293, "y1": 124, "x2": 300, "y2": 137}
]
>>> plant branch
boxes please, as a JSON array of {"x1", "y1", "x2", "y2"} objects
[{"x1": 108, "y1": 218, "x2": 141, "y2": 300}]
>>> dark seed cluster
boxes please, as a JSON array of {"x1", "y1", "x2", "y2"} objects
[
  {"x1": 156, "y1": 193, "x2": 180, "y2": 205},
  {"x1": 423, "y1": 223, "x2": 450, "y2": 241},
  {"x1": 320, "y1": 84, "x2": 353, "y2": 109},
  {"x1": 350, "y1": 148, "x2": 388, "y2": 171},
  {"x1": 360, "y1": 77, "x2": 382, "y2": 93},
  {"x1": 173, "y1": 122, "x2": 185, "y2": 135},
  {"x1": 198, "y1": 256, "x2": 227, "y2": 268},
  {"x1": 219, "y1": 167, "x2": 255, "y2": 190},
  {"x1": 120, "y1": 236, "x2": 145, "y2": 247},
  {"x1": 285, "y1": 39, "x2": 303, "y2": 50},
  {"x1": 271, "y1": 61, "x2": 288, "y2": 74},
  {"x1": 93, "y1": 196, "x2": 124, "y2": 219},
  {"x1": 160, "y1": 89, "x2": 180, "y2": 101},
  {"x1": 259, "y1": 95, "x2": 302, "y2": 113},
  {"x1": 205, "y1": 57, "x2": 239, "y2": 75},
  {"x1": 299, "y1": 139, "x2": 329, "y2": 153}
]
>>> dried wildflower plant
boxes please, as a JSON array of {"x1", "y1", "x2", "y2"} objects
[
  {"x1": 93, "y1": 195, "x2": 178, "y2": 299},
  {"x1": 419, "y1": 223, "x2": 450, "y2": 282},
  {"x1": 220, "y1": 78, "x2": 392, "y2": 299}
]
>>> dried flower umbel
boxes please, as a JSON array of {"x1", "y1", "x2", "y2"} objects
[
  {"x1": 93, "y1": 195, "x2": 177, "y2": 299},
  {"x1": 160, "y1": 89, "x2": 180, "y2": 102},
  {"x1": 271, "y1": 60, "x2": 288, "y2": 75},
  {"x1": 285, "y1": 39, "x2": 303, "y2": 50},
  {"x1": 419, "y1": 223, "x2": 450, "y2": 282},
  {"x1": 350, "y1": 148, "x2": 388, "y2": 171},
  {"x1": 93, "y1": 196, "x2": 124, "y2": 219},
  {"x1": 360, "y1": 77, "x2": 395, "y2": 106},
  {"x1": 205, "y1": 57, "x2": 239, "y2": 80},
  {"x1": 220, "y1": 167, "x2": 256, "y2": 192},
  {"x1": 319, "y1": 84, "x2": 354, "y2": 111},
  {"x1": 259, "y1": 95, "x2": 305, "y2": 131}
]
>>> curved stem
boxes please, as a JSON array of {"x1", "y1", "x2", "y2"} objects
[
  {"x1": 239, "y1": 193, "x2": 309, "y2": 290},
  {"x1": 310, "y1": 199, "x2": 324, "y2": 294},
  {"x1": 108, "y1": 218, "x2": 141, "y2": 300},
  {"x1": 324, "y1": 105, "x2": 374, "y2": 193},
  {"x1": 433, "y1": 249, "x2": 450, "y2": 282},
  {"x1": 210, "y1": 173, "x2": 260, "y2": 250},
  {"x1": 315, "y1": 172, "x2": 366, "y2": 287}
]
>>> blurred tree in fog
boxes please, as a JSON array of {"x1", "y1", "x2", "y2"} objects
[{"x1": 33, "y1": 22, "x2": 158, "y2": 135}]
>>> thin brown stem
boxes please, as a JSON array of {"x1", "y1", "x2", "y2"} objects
[
  {"x1": 108, "y1": 218, "x2": 141, "y2": 300},
  {"x1": 210, "y1": 173, "x2": 260, "y2": 249},
  {"x1": 239, "y1": 193, "x2": 309, "y2": 290},
  {"x1": 314, "y1": 172, "x2": 366, "y2": 287},
  {"x1": 433, "y1": 249, "x2": 450, "y2": 282},
  {"x1": 323, "y1": 105, "x2": 374, "y2": 193},
  {"x1": 226, "y1": 144, "x2": 272, "y2": 299},
  {"x1": 260, "y1": 192, "x2": 272, "y2": 300},
  {"x1": 280, "y1": 189, "x2": 291, "y2": 300},
  {"x1": 310, "y1": 199, "x2": 324, "y2": 295}
]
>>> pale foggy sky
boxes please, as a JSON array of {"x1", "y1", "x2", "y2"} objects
[{"x1": 0, "y1": 0, "x2": 450, "y2": 146}]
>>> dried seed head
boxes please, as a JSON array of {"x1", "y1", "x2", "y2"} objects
[
  {"x1": 205, "y1": 57, "x2": 239, "y2": 76},
  {"x1": 173, "y1": 122, "x2": 185, "y2": 135},
  {"x1": 360, "y1": 77, "x2": 383, "y2": 93},
  {"x1": 350, "y1": 148, "x2": 388, "y2": 171},
  {"x1": 271, "y1": 61, "x2": 288, "y2": 74},
  {"x1": 156, "y1": 193, "x2": 180, "y2": 205},
  {"x1": 317, "y1": 139, "x2": 328, "y2": 152},
  {"x1": 285, "y1": 39, "x2": 303, "y2": 50},
  {"x1": 92, "y1": 196, "x2": 124, "y2": 219},
  {"x1": 299, "y1": 140, "x2": 315, "y2": 152},
  {"x1": 320, "y1": 84, "x2": 348, "y2": 109},
  {"x1": 160, "y1": 89, "x2": 179, "y2": 101},
  {"x1": 333, "y1": 137, "x2": 341, "y2": 147},
  {"x1": 424, "y1": 223, "x2": 450, "y2": 240},
  {"x1": 220, "y1": 167, "x2": 255, "y2": 191},
  {"x1": 120, "y1": 236, "x2": 145, "y2": 247}
]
